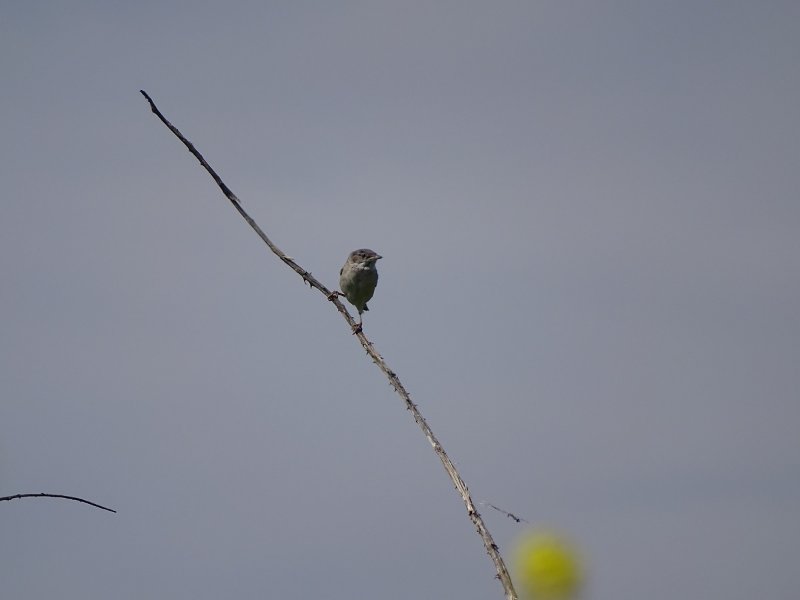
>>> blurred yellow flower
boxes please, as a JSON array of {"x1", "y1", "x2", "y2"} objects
[{"x1": 513, "y1": 530, "x2": 583, "y2": 600}]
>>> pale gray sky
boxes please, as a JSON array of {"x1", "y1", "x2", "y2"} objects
[{"x1": 2, "y1": 2, "x2": 799, "y2": 599}]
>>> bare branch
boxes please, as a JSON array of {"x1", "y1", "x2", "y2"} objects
[
  {"x1": 1, "y1": 493, "x2": 116, "y2": 513},
  {"x1": 140, "y1": 90, "x2": 517, "y2": 600}
]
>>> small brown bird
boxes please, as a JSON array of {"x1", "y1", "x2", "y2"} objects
[{"x1": 338, "y1": 248, "x2": 382, "y2": 331}]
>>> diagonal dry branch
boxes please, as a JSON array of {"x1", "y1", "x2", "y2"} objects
[
  {"x1": 1, "y1": 493, "x2": 116, "y2": 513},
  {"x1": 140, "y1": 90, "x2": 517, "y2": 600}
]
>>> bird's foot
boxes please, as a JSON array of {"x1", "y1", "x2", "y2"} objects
[
  {"x1": 351, "y1": 322, "x2": 363, "y2": 335},
  {"x1": 327, "y1": 290, "x2": 343, "y2": 301}
]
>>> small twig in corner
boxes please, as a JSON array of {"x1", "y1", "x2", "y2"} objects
[{"x1": 1, "y1": 493, "x2": 116, "y2": 513}]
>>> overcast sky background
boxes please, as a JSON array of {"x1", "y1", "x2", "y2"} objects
[{"x1": 2, "y1": 2, "x2": 799, "y2": 599}]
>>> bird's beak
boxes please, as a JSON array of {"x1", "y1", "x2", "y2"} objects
[{"x1": 376, "y1": 255, "x2": 383, "y2": 260}]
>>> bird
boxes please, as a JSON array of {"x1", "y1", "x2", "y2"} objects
[{"x1": 337, "y1": 248, "x2": 382, "y2": 332}]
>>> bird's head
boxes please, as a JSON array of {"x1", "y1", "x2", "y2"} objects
[{"x1": 349, "y1": 248, "x2": 382, "y2": 266}]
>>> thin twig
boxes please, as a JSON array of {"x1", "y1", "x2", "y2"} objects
[
  {"x1": 140, "y1": 90, "x2": 517, "y2": 600},
  {"x1": 1, "y1": 493, "x2": 116, "y2": 513},
  {"x1": 479, "y1": 501, "x2": 529, "y2": 523}
]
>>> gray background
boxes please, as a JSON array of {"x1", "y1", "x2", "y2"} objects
[{"x1": 2, "y1": 2, "x2": 798, "y2": 599}]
